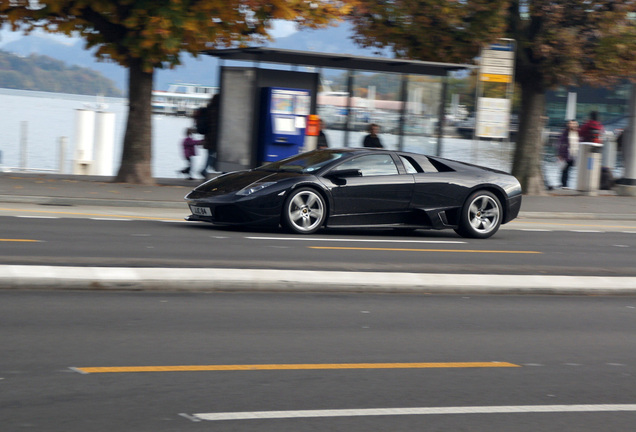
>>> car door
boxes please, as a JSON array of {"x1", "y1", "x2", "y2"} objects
[{"x1": 326, "y1": 153, "x2": 414, "y2": 224}]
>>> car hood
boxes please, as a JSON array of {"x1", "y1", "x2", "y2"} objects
[{"x1": 187, "y1": 170, "x2": 304, "y2": 197}]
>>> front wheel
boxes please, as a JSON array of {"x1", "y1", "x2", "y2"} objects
[
  {"x1": 454, "y1": 191, "x2": 502, "y2": 239},
  {"x1": 282, "y1": 188, "x2": 326, "y2": 234}
]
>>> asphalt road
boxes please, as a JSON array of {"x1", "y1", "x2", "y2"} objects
[
  {"x1": 1, "y1": 207, "x2": 635, "y2": 275},
  {"x1": 2, "y1": 291, "x2": 636, "y2": 431}
]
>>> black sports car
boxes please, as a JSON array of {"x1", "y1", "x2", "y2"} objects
[{"x1": 185, "y1": 148, "x2": 522, "y2": 238}]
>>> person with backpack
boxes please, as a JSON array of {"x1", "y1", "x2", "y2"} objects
[
  {"x1": 196, "y1": 93, "x2": 220, "y2": 179},
  {"x1": 579, "y1": 111, "x2": 604, "y2": 143}
]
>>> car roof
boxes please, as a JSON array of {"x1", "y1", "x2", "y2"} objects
[{"x1": 321, "y1": 147, "x2": 429, "y2": 159}]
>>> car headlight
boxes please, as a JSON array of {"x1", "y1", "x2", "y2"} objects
[{"x1": 236, "y1": 182, "x2": 276, "y2": 196}]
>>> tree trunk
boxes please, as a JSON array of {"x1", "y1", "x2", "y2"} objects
[
  {"x1": 114, "y1": 59, "x2": 154, "y2": 184},
  {"x1": 511, "y1": 82, "x2": 547, "y2": 195}
]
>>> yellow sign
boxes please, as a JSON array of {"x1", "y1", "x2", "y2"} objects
[{"x1": 480, "y1": 73, "x2": 512, "y2": 83}]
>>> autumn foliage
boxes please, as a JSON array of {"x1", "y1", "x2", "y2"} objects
[
  {"x1": 348, "y1": 0, "x2": 636, "y2": 194},
  {"x1": 1, "y1": 0, "x2": 354, "y2": 183}
]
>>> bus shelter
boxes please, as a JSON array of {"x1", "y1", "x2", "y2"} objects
[{"x1": 204, "y1": 47, "x2": 474, "y2": 171}]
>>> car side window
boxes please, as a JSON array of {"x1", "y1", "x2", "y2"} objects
[
  {"x1": 338, "y1": 154, "x2": 399, "y2": 176},
  {"x1": 399, "y1": 156, "x2": 419, "y2": 174},
  {"x1": 403, "y1": 154, "x2": 440, "y2": 173}
]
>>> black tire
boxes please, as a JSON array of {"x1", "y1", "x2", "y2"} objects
[
  {"x1": 282, "y1": 188, "x2": 326, "y2": 234},
  {"x1": 454, "y1": 190, "x2": 502, "y2": 239}
]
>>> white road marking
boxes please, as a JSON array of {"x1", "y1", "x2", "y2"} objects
[
  {"x1": 179, "y1": 413, "x2": 202, "y2": 422},
  {"x1": 189, "y1": 404, "x2": 636, "y2": 421},
  {"x1": 90, "y1": 218, "x2": 132, "y2": 221},
  {"x1": 246, "y1": 236, "x2": 466, "y2": 244},
  {"x1": 15, "y1": 215, "x2": 59, "y2": 219},
  {"x1": 520, "y1": 229, "x2": 552, "y2": 232},
  {"x1": 572, "y1": 230, "x2": 602, "y2": 233}
]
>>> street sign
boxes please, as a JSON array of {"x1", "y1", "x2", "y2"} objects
[
  {"x1": 476, "y1": 39, "x2": 516, "y2": 139},
  {"x1": 481, "y1": 65, "x2": 513, "y2": 76},
  {"x1": 481, "y1": 57, "x2": 514, "y2": 68},
  {"x1": 480, "y1": 74, "x2": 512, "y2": 83}
]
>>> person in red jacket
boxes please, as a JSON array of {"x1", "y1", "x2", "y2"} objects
[{"x1": 579, "y1": 111, "x2": 604, "y2": 143}]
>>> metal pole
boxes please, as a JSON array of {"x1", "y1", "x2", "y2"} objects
[
  {"x1": 616, "y1": 83, "x2": 636, "y2": 195},
  {"x1": 20, "y1": 121, "x2": 27, "y2": 171},
  {"x1": 344, "y1": 70, "x2": 355, "y2": 147},
  {"x1": 436, "y1": 75, "x2": 449, "y2": 156},
  {"x1": 397, "y1": 74, "x2": 409, "y2": 152}
]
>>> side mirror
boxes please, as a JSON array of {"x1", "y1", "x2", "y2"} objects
[{"x1": 324, "y1": 169, "x2": 362, "y2": 185}]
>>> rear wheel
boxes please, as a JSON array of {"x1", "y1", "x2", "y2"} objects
[
  {"x1": 282, "y1": 188, "x2": 326, "y2": 234},
  {"x1": 454, "y1": 190, "x2": 502, "y2": 239}
]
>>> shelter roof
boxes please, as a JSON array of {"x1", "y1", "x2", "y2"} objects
[{"x1": 203, "y1": 47, "x2": 475, "y2": 76}]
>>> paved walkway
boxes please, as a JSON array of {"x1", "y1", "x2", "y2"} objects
[{"x1": 1, "y1": 172, "x2": 635, "y2": 294}]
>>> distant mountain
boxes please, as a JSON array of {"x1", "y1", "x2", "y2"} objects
[
  {"x1": 0, "y1": 50, "x2": 122, "y2": 96},
  {"x1": 268, "y1": 23, "x2": 389, "y2": 56},
  {"x1": 0, "y1": 23, "x2": 386, "y2": 94}
]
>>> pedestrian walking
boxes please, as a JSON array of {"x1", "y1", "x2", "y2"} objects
[
  {"x1": 196, "y1": 93, "x2": 220, "y2": 179},
  {"x1": 557, "y1": 119, "x2": 579, "y2": 188},
  {"x1": 179, "y1": 128, "x2": 203, "y2": 180},
  {"x1": 579, "y1": 111, "x2": 604, "y2": 143}
]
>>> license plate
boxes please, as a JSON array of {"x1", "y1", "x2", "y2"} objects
[{"x1": 190, "y1": 205, "x2": 212, "y2": 217}]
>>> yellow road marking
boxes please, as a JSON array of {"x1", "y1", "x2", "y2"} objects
[
  {"x1": 0, "y1": 239, "x2": 40, "y2": 242},
  {"x1": 309, "y1": 246, "x2": 541, "y2": 254},
  {"x1": 0, "y1": 207, "x2": 181, "y2": 221},
  {"x1": 76, "y1": 362, "x2": 520, "y2": 374}
]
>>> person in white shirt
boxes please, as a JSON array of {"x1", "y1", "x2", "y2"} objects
[{"x1": 557, "y1": 119, "x2": 579, "y2": 188}]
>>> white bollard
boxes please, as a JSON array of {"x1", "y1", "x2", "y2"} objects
[
  {"x1": 58, "y1": 137, "x2": 68, "y2": 174},
  {"x1": 73, "y1": 109, "x2": 95, "y2": 175},
  {"x1": 92, "y1": 111, "x2": 116, "y2": 176},
  {"x1": 602, "y1": 131, "x2": 617, "y2": 169},
  {"x1": 20, "y1": 121, "x2": 28, "y2": 170},
  {"x1": 576, "y1": 142, "x2": 603, "y2": 195}
]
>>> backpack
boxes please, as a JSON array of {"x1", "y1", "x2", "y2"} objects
[{"x1": 588, "y1": 125, "x2": 601, "y2": 143}]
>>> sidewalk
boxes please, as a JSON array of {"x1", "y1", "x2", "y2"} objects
[{"x1": 1, "y1": 172, "x2": 635, "y2": 219}]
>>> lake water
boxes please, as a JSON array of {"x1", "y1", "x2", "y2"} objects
[{"x1": 0, "y1": 88, "x2": 571, "y2": 186}]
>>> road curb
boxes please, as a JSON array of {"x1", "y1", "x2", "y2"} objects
[{"x1": 2, "y1": 266, "x2": 636, "y2": 295}]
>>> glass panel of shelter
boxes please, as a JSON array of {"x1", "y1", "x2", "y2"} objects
[{"x1": 316, "y1": 69, "x2": 445, "y2": 153}]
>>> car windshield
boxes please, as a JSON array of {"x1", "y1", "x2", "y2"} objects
[{"x1": 255, "y1": 150, "x2": 347, "y2": 174}]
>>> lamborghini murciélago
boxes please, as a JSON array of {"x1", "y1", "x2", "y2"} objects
[{"x1": 185, "y1": 148, "x2": 522, "y2": 239}]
